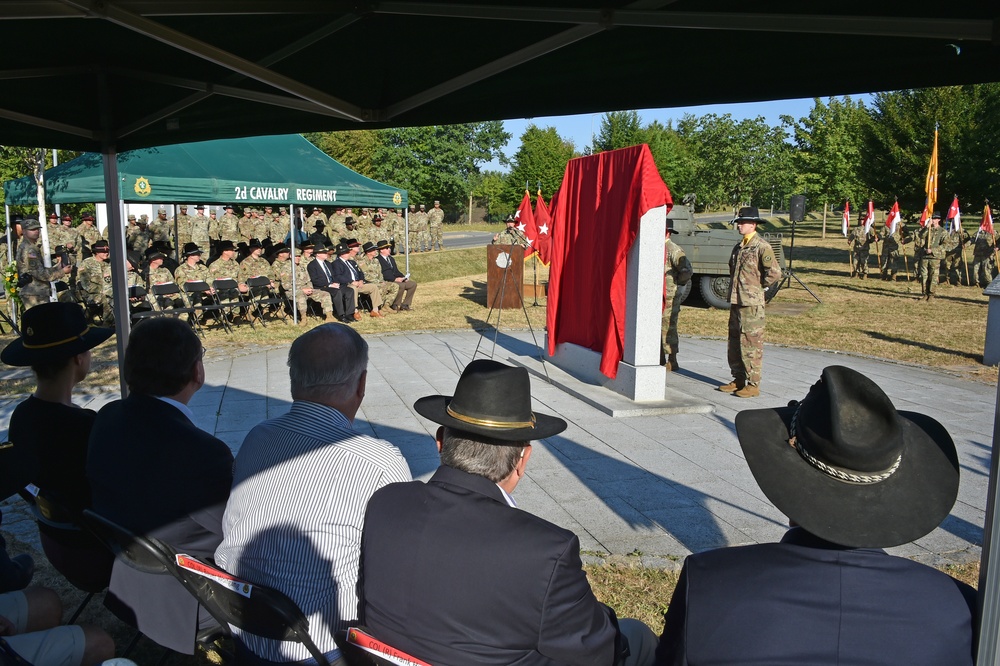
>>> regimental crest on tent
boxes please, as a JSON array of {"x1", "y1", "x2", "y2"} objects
[
  {"x1": 133, "y1": 177, "x2": 151, "y2": 197},
  {"x1": 393, "y1": 192, "x2": 402, "y2": 205}
]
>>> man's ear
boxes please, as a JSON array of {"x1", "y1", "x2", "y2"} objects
[
  {"x1": 356, "y1": 369, "x2": 367, "y2": 401},
  {"x1": 435, "y1": 426, "x2": 445, "y2": 454}
]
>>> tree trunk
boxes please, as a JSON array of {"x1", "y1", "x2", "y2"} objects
[{"x1": 822, "y1": 202, "x2": 828, "y2": 239}]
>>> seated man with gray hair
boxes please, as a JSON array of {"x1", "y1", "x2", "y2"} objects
[
  {"x1": 358, "y1": 359, "x2": 657, "y2": 666},
  {"x1": 215, "y1": 324, "x2": 411, "y2": 665}
]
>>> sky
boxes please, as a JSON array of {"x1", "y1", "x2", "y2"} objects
[{"x1": 486, "y1": 95, "x2": 874, "y2": 172}]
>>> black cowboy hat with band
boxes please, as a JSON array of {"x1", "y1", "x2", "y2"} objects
[
  {"x1": 735, "y1": 365, "x2": 959, "y2": 548},
  {"x1": 1, "y1": 302, "x2": 114, "y2": 367}
]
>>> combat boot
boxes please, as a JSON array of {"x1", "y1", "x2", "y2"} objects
[
  {"x1": 718, "y1": 380, "x2": 744, "y2": 393},
  {"x1": 667, "y1": 354, "x2": 679, "y2": 371},
  {"x1": 926, "y1": 293, "x2": 934, "y2": 301},
  {"x1": 324, "y1": 311, "x2": 336, "y2": 323},
  {"x1": 734, "y1": 384, "x2": 760, "y2": 398}
]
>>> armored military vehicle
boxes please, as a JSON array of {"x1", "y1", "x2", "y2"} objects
[{"x1": 667, "y1": 200, "x2": 787, "y2": 309}]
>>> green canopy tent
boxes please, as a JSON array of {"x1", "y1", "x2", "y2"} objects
[{"x1": 3, "y1": 134, "x2": 407, "y2": 209}]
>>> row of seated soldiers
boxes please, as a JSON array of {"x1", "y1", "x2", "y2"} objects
[
  {"x1": 76, "y1": 235, "x2": 412, "y2": 324},
  {"x1": 848, "y1": 217, "x2": 999, "y2": 287}
]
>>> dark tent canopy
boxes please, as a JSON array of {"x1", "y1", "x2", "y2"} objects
[
  {"x1": 3, "y1": 134, "x2": 407, "y2": 209},
  {"x1": 0, "y1": 2, "x2": 995, "y2": 153}
]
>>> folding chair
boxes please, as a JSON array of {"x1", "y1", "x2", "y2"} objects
[
  {"x1": 171, "y1": 553, "x2": 330, "y2": 666},
  {"x1": 127, "y1": 285, "x2": 163, "y2": 324},
  {"x1": 244, "y1": 276, "x2": 289, "y2": 326},
  {"x1": 17, "y1": 488, "x2": 112, "y2": 624},
  {"x1": 80, "y1": 510, "x2": 229, "y2": 659},
  {"x1": 211, "y1": 279, "x2": 255, "y2": 329},
  {"x1": 150, "y1": 282, "x2": 202, "y2": 332},
  {"x1": 182, "y1": 280, "x2": 232, "y2": 333}
]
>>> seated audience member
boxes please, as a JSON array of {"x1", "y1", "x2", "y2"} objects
[
  {"x1": 655, "y1": 365, "x2": 974, "y2": 665},
  {"x1": 216, "y1": 324, "x2": 411, "y2": 665},
  {"x1": 360, "y1": 359, "x2": 656, "y2": 666},
  {"x1": 307, "y1": 243, "x2": 355, "y2": 323},
  {"x1": 330, "y1": 242, "x2": 384, "y2": 318},
  {"x1": 87, "y1": 318, "x2": 234, "y2": 654},
  {"x1": 3, "y1": 303, "x2": 115, "y2": 588},
  {"x1": 0, "y1": 586, "x2": 114, "y2": 666},
  {"x1": 376, "y1": 240, "x2": 416, "y2": 311}
]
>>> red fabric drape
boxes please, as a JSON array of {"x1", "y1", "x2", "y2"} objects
[{"x1": 546, "y1": 145, "x2": 672, "y2": 379}]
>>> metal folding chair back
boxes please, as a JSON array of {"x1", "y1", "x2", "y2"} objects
[
  {"x1": 211, "y1": 278, "x2": 254, "y2": 329},
  {"x1": 182, "y1": 280, "x2": 232, "y2": 333},
  {"x1": 244, "y1": 275, "x2": 289, "y2": 326}
]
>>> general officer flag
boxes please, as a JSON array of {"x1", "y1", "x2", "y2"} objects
[
  {"x1": 886, "y1": 201, "x2": 901, "y2": 235},
  {"x1": 533, "y1": 189, "x2": 552, "y2": 266},
  {"x1": 514, "y1": 189, "x2": 537, "y2": 259},
  {"x1": 862, "y1": 200, "x2": 875, "y2": 234},
  {"x1": 947, "y1": 195, "x2": 962, "y2": 232}
]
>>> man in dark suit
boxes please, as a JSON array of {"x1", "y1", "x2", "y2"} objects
[
  {"x1": 330, "y1": 242, "x2": 383, "y2": 318},
  {"x1": 87, "y1": 317, "x2": 234, "y2": 655},
  {"x1": 655, "y1": 366, "x2": 975, "y2": 665},
  {"x1": 359, "y1": 360, "x2": 656, "y2": 666},
  {"x1": 376, "y1": 239, "x2": 416, "y2": 311},
  {"x1": 307, "y1": 242, "x2": 355, "y2": 323}
]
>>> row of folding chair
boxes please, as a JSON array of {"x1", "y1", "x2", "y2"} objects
[{"x1": 130, "y1": 279, "x2": 290, "y2": 334}]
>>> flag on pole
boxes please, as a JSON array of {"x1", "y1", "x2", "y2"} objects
[
  {"x1": 514, "y1": 189, "x2": 537, "y2": 259},
  {"x1": 885, "y1": 201, "x2": 901, "y2": 235},
  {"x1": 920, "y1": 128, "x2": 939, "y2": 227},
  {"x1": 533, "y1": 189, "x2": 553, "y2": 266},
  {"x1": 841, "y1": 200, "x2": 850, "y2": 237},
  {"x1": 862, "y1": 200, "x2": 875, "y2": 234},
  {"x1": 981, "y1": 204, "x2": 994, "y2": 236},
  {"x1": 947, "y1": 195, "x2": 962, "y2": 232}
]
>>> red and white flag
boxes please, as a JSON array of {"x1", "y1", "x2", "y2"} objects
[
  {"x1": 885, "y1": 201, "x2": 901, "y2": 235},
  {"x1": 981, "y1": 204, "x2": 994, "y2": 236},
  {"x1": 947, "y1": 195, "x2": 962, "y2": 232},
  {"x1": 862, "y1": 200, "x2": 875, "y2": 234},
  {"x1": 841, "y1": 200, "x2": 850, "y2": 237},
  {"x1": 514, "y1": 189, "x2": 537, "y2": 259},
  {"x1": 533, "y1": 190, "x2": 553, "y2": 266}
]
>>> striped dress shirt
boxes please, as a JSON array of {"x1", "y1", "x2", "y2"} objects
[{"x1": 215, "y1": 401, "x2": 412, "y2": 662}]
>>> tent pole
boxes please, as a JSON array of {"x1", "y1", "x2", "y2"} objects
[
  {"x1": 404, "y1": 207, "x2": 410, "y2": 274},
  {"x1": 289, "y1": 203, "x2": 297, "y2": 324},
  {"x1": 101, "y1": 149, "x2": 130, "y2": 398},
  {"x1": 172, "y1": 203, "x2": 179, "y2": 262},
  {"x1": 977, "y1": 378, "x2": 1000, "y2": 663},
  {"x1": 5, "y1": 204, "x2": 16, "y2": 328}
]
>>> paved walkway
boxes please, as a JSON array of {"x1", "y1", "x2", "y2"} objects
[{"x1": 1, "y1": 331, "x2": 994, "y2": 569}]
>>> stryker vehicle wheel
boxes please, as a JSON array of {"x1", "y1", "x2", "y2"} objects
[
  {"x1": 676, "y1": 280, "x2": 693, "y2": 304},
  {"x1": 699, "y1": 275, "x2": 730, "y2": 309}
]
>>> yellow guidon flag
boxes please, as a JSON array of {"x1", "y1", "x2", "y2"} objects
[{"x1": 920, "y1": 128, "x2": 938, "y2": 225}]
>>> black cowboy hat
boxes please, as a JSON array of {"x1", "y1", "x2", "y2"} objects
[
  {"x1": 271, "y1": 243, "x2": 290, "y2": 255},
  {"x1": 313, "y1": 243, "x2": 329, "y2": 254},
  {"x1": 146, "y1": 251, "x2": 167, "y2": 262},
  {"x1": 300, "y1": 240, "x2": 315, "y2": 250},
  {"x1": 1, "y1": 302, "x2": 114, "y2": 367},
  {"x1": 414, "y1": 359, "x2": 567, "y2": 442},
  {"x1": 248, "y1": 238, "x2": 263, "y2": 250},
  {"x1": 334, "y1": 243, "x2": 351, "y2": 256},
  {"x1": 182, "y1": 242, "x2": 203, "y2": 256},
  {"x1": 375, "y1": 239, "x2": 391, "y2": 250},
  {"x1": 362, "y1": 241, "x2": 377, "y2": 254},
  {"x1": 91, "y1": 240, "x2": 110, "y2": 252},
  {"x1": 665, "y1": 222, "x2": 677, "y2": 234},
  {"x1": 735, "y1": 365, "x2": 959, "y2": 548},
  {"x1": 732, "y1": 206, "x2": 765, "y2": 225},
  {"x1": 218, "y1": 240, "x2": 236, "y2": 253}
]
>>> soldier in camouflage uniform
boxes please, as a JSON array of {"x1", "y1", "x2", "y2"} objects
[
  {"x1": 327, "y1": 208, "x2": 349, "y2": 241},
  {"x1": 216, "y1": 204, "x2": 241, "y2": 245},
  {"x1": 77, "y1": 239, "x2": 113, "y2": 321},
  {"x1": 173, "y1": 205, "x2": 193, "y2": 250},
  {"x1": 360, "y1": 215, "x2": 385, "y2": 247},
  {"x1": 17, "y1": 218, "x2": 72, "y2": 309},
  {"x1": 914, "y1": 213, "x2": 948, "y2": 300},
  {"x1": 360, "y1": 241, "x2": 398, "y2": 310},
  {"x1": 847, "y1": 217, "x2": 877, "y2": 279},
  {"x1": 305, "y1": 207, "x2": 327, "y2": 236},
  {"x1": 126, "y1": 215, "x2": 152, "y2": 254},
  {"x1": 355, "y1": 209, "x2": 372, "y2": 234},
  {"x1": 492, "y1": 215, "x2": 530, "y2": 247},
  {"x1": 45, "y1": 213, "x2": 62, "y2": 250},
  {"x1": 125, "y1": 251, "x2": 155, "y2": 313},
  {"x1": 427, "y1": 200, "x2": 446, "y2": 251},
  {"x1": 661, "y1": 224, "x2": 693, "y2": 372},
  {"x1": 384, "y1": 209, "x2": 402, "y2": 251},
  {"x1": 76, "y1": 213, "x2": 102, "y2": 260},
  {"x1": 413, "y1": 204, "x2": 431, "y2": 252},
  {"x1": 191, "y1": 205, "x2": 212, "y2": 254},
  {"x1": 268, "y1": 208, "x2": 288, "y2": 244},
  {"x1": 210, "y1": 240, "x2": 250, "y2": 303},
  {"x1": 238, "y1": 208, "x2": 256, "y2": 246},
  {"x1": 880, "y1": 221, "x2": 910, "y2": 281},
  {"x1": 943, "y1": 224, "x2": 970, "y2": 285},
  {"x1": 174, "y1": 243, "x2": 214, "y2": 306},
  {"x1": 145, "y1": 251, "x2": 179, "y2": 310},
  {"x1": 971, "y1": 228, "x2": 999, "y2": 288},
  {"x1": 275, "y1": 247, "x2": 335, "y2": 325},
  {"x1": 239, "y1": 239, "x2": 273, "y2": 286},
  {"x1": 148, "y1": 209, "x2": 172, "y2": 246},
  {"x1": 719, "y1": 207, "x2": 781, "y2": 399},
  {"x1": 59, "y1": 214, "x2": 80, "y2": 264}
]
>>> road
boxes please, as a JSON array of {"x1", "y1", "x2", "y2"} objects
[{"x1": 442, "y1": 230, "x2": 495, "y2": 250}]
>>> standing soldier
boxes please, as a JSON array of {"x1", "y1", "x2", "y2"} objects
[
  {"x1": 77, "y1": 213, "x2": 102, "y2": 259},
  {"x1": 413, "y1": 203, "x2": 431, "y2": 252},
  {"x1": 847, "y1": 215, "x2": 876, "y2": 279},
  {"x1": 238, "y1": 207, "x2": 256, "y2": 245},
  {"x1": 971, "y1": 226, "x2": 999, "y2": 288},
  {"x1": 77, "y1": 239, "x2": 113, "y2": 321},
  {"x1": 661, "y1": 223, "x2": 693, "y2": 372},
  {"x1": 16, "y1": 218, "x2": 71, "y2": 310},
  {"x1": 127, "y1": 215, "x2": 152, "y2": 254},
  {"x1": 428, "y1": 200, "x2": 446, "y2": 251},
  {"x1": 327, "y1": 207, "x2": 348, "y2": 240},
  {"x1": 216, "y1": 204, "x2": 241, "y2": 245},
  {"x1": 407, "y1": 204, "x2": 419, "y2": 252},
  {"x1": 268, "y1": 207, "x2": 287, "y2": 243},
  {"x1": 173, "y1": 204, "x2": 193, "y2": 250},
  {"x1": 59, "y1": 214, "x2": 79, "y2": 265},
  {"x1": 914, "y1": 212, "x2": 948, "y2": 300},
  {"x1": 45, "y1": 213, "x2": 62, "y2": 249},
  {"x1": 718, "y1": 207, "x2": 781, "y2": 399},
  {"x1": 304, "y1": 206, "x2": 327, "y2": 236},
  {"x1": 880, "y1": 220, "x2": 909, "y2": 282},
  {"x1": 383, "y1": 208, "x2": 402, "y2": 252},
  {"x1": 355, "y1": 208, "x2": 372, "y2": 234},
  {"x1": 191, "y1": 205, "x2": 212, "y2": 254},
  {"x1": 943, "y1": 223, "x2": 970, "y2": 285},
  {"x1": 261, "y1": 205, "x2": 275, "y2": 228},
  {"x1": 148, "y1": 208, "x2": 172, "y2": 246}
]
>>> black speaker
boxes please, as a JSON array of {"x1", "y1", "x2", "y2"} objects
[{"x1": 789, "y1": 195, "x2": 806, "y2": 222}]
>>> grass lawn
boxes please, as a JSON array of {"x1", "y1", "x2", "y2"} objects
[{"x1": 0, "y1": 213, "x2": 990, "y2": 662}]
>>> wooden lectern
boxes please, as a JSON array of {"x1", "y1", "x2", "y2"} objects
[{"x1": 486, "y1": 245, "x2": 524, "y2": 309}]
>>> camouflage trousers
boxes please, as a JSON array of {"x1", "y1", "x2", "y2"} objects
[
  {"x1": 660, "y1": 285, "x2": 682, "y2": 360},
  {"x1": 294, "y1": 288, "x2": 332, "y2": 316},
  {"x1": 19, "y1": 282, "x2": 52, "y2": 310},
  {"x1": 971, "y1": 255, "x2": 996, "y2": 288},
  {"x1": 943, "y1": 254, "x2": 967, "y2": 285},
  {"x1": 852, "y1": 249, "x2": 872, "y2": 276},
  {"x1": 418, "y1": 229, "x2": 431, "y2": 252},
  {"x1": 408, "y1": 231, "x2": 419, "y2": 252},
  {"x1": 917, "y1": 256, "x2": 940, "y2": 295},
  {"x1": 728, "y1": 304, "x2": 765, "y2": 387},
  {"x1": 379, "y1": 281, "x2": 399, "y2": 306},
  {"x1": 430, "y1": 225, "x2": 445, "y2": 251}
]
